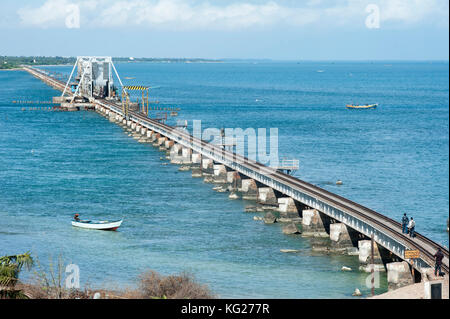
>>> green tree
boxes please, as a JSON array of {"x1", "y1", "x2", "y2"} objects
[{"x1": 0, "y1": 252, "x2": 34, "y2": 299}]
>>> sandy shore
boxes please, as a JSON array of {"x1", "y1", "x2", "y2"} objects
[{"x1": 370, "y1": 277, "x2": 448, "y2": 299}]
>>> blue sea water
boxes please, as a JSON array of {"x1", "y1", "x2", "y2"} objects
[{"x1": 0, "y1": 61, "x2": 448, "y2": 298}]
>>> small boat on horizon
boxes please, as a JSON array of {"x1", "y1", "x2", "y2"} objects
[
  {"x1": 346, "y1": 103, "x2": 378, "y2": 109},
  {"x1": 71, "y1": 217, "x2": 123, "y2": 231}
]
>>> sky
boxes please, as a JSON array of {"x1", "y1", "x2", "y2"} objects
[{"x1": 0, "y1": 0, "x2": 448, "y2": 60}]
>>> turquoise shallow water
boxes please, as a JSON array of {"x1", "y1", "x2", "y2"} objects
[{"x1": 0, "y1": 62, "x2": 448, "y2": 298}]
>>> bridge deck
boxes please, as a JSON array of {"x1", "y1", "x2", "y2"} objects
[{"x1": 23, "y1": 66, "x2": 449, "y2": 275}]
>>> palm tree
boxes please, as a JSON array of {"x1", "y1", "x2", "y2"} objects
[{"x1": 0, "y1": 252, "x2": 34, "y2": 299}]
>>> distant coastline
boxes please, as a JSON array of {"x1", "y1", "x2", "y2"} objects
[
  {"x1": 2, "y1": 56, "x2": 447, "y2": 70},
  {"x1": 0, "y1": 56, "x2": 223, "y2": 70},
  {"x1": 0, "y1": 67, "x2": 23, "y2": 71}
]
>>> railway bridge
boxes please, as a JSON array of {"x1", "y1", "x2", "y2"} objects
[{"x1": 22, "y1": 64, "x2": 448, "y2": 292}]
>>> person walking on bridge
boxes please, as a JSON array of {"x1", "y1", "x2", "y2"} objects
[
  {"x1": 434, "y1": 248, "x2": 444, "y2": 277},
  {"x1": 407, "y1": 217, "x2": 416, "y2": 238},
  {"x1": 401, "y1": 213, "x2": 409, "y2": 234}
]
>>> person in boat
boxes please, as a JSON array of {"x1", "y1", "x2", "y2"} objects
[
  {"x1": 74, "y1": 213, "x2": 80, "y2": 222},
  {"x1": 401, "y1": 213, "x2": 409, "y2": 234},
  {"x1": 407, "y1": 217, "x2": 416, "y2": 238}
]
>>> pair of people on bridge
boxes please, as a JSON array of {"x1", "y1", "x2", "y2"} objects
[{"x1": 401, "y1": 213, "x2": 415, "y2": 238}]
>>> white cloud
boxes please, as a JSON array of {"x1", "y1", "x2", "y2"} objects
[
  {"x1": 18, "y1": 0, "x2": 95, "y2": 28},
  {"x1": 17, "y1": 0, "x2": 449, "y2": 30},
  {"x1": 18, "y1": 0, "x2": 73, "y2": 28},
  {"x1": 379, "y1": 0, "x2": 448, "y2": 24}
]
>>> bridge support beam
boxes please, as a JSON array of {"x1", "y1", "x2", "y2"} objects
[
  {"x1": 239, "y1": 179, "x2": 258, "y2": 200},
  {"x1": 191, "y1": 153, "x2": 202, "y2": 177},
  {"x1": 157, "y1": 137, "x2": 168, "y2": 150},
  {"x1": 201, "y1": 158, "x2": 214, "y2": 176},
  {"x1": 227, "y1": 171, "x2": 241, "y2": 190},
  {"x1": 358, "y1": 240, "x2": 386, "y2": 272},
  {"x1": 301, "y1": 209, "x2": 330, "y2": 238},
  {"x1": 148, "y1": 131, "x2": 156, "y2": 142},
  {"x1": 227, "y1": 171, "x2": 241, "y2": 199},
  {"x1": 170, "y1": 144, "x2": 183, "y2": 164},
  {"x1": 213, "y1": 164, "x2": 228, "y2": 184},
  {"x1": 386, "y1": 261, "x2": 414, "y2": 290},
  {"x1": 258, "y1": 187, "x2": 278, "y2": 207},
  {"x1": 137, "y1": 128, "x2": 148, "y2": 143},
  {"x1": 165, "y1": 139, "x2": 174, "y2": 149},
  {"x1": 278, "y1": 198, "x2": 300, "y2": 219},
  {"x1": 108, "y1": 112, "x2": 116, "y2": 122},
  {"x1": 181, "y1": 147, "x2": 192, "y2": 164},
  {"x1": 329, "y1": 223, "x2": 358, "y2": 253},
  {"x1": 152, "y1": 133, "x2": 161, "y2": 146}
]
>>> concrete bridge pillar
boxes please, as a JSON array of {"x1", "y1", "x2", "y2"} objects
[
  {"x1": 141, "y1": 127, "x2": 148, "y2": 136},
  {"x1": 156, "y1": 136, "x2": 165, "y2": 146},
  {"x1": 278, "y1": 197, "x2": 300, "y2": 219},
  {"x1": 213, "y1": 164, "x2": 228, "y2": 184},
  {"x1": 227, "y1": 171, "x2": 241, "y2": 198},
  {"x1": 329, "y1": 223, "x2": 358, "y2": 253},
  {"x1": 170, "y1": 143, "x2": 182, "y2": 155},
  {"x1": 201, "y1": 158, "x2": 214, "y2": 176},
  {"x1": 258, "y1": 187, "x2": 278, "y2": 207},
  {"x1": 191, "y1": 153, "x2": 202, "y2": 165},
  {"x1": 181, "y1": 147, "x2": 192, "y2": 164},
  {"x1": 239, "y1": 179, "x2": 258, "y2": 200},
  {"x1": 170, "y1": 144, "x2": 184, "y2": 164},
  {"x1": 152, "y1": 133, "x2": 161, "y2": 146},
  {"x1": 149, "y1": 131, "x2": 157, "y2": 142},
  {"x1": 165, "y1": 139, "x2": 174, "y2": 149},
  {"x1": 386, "y1": 261, "x2": 414, "y2": 290},
  {"x1": 191, "y1": 153, "x2": 202, "y2": 177},
  {"x1": 131, "y1": 122, "x2": 136, "y2": 130},
  {"x1": 227, "y1": 171, "x2": 242, "y2": 190},
  {"x1": 135, "y1": 125, "x2": 141, "y2": 133},
  {"x1": 358, "y1": 240, "x2": 386, "y2": 272},
  {"x1": 158, "y1": 137, "x2": 168, "y2": 151},
  {"x1": 301, "y1": 209, "x2": 330, "y2": 238},
  {"x1": 127, "y1": 120, "x2": 132, "y2": 127}
]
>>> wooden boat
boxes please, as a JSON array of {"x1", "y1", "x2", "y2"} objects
[
  {"x1": 346, "y1": 103, "x2": 378, "y2": 109},
  {"x1": 71, "y1": 219, "x2": 123, "y2": 231}
]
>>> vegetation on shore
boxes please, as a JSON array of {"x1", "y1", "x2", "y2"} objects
[
  {"x1": 0, "y1": 56, "x2": 76, "y2": 69},
  {"x1": 1, "y1": 253, "x2": 214, "y2": 299},
  {"x1": 0, "y1": 252, "x2": 34, "y2": 299},
  {"x1": 0, "y1": 56, "x2": 222, "y2": 69}
]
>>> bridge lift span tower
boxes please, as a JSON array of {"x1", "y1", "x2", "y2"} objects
[{"x1": 61, "y1": 56, "x2": 124, "y2": 104}]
